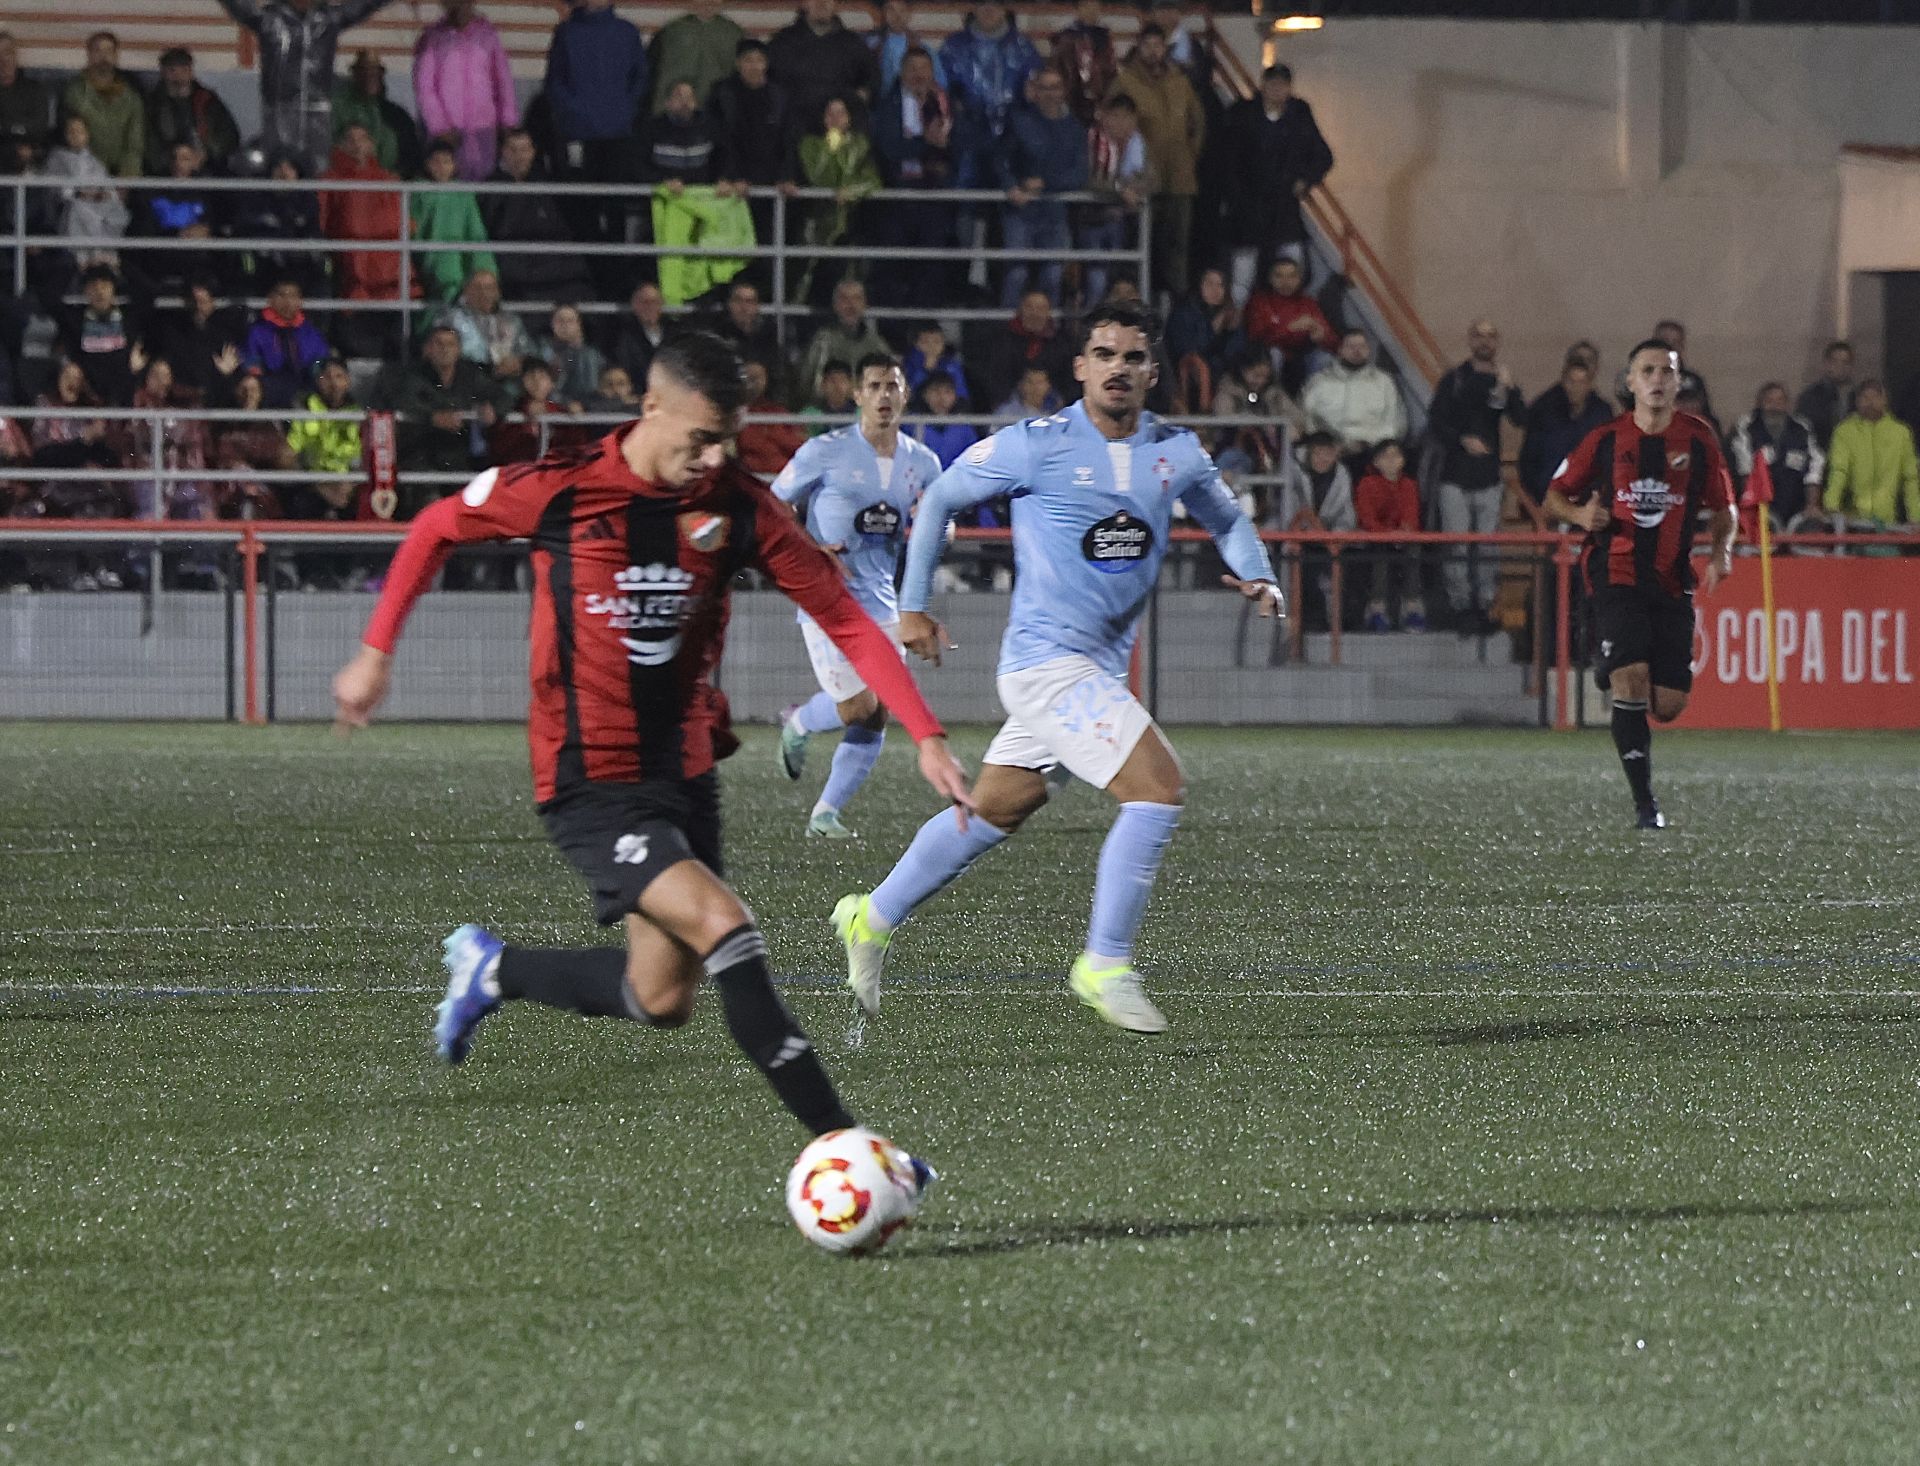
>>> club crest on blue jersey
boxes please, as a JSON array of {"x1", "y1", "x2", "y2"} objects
[
  {"x1": 1083, "y1": 510, "x2": 1153, "y2": 572},
  {"x1": 854, "y1": 503, "x2": 904, "y2": 537}
]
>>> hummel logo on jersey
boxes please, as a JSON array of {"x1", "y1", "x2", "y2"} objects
[
  {"x1": 1073, "y1": 465, "x2": 1095, "y2": 486},
  {"x1": 582, "y1": 515, "x2": 619, "y2": 541},
  {"x1": 612, "y1": 833, "x2": 650, "y2": 865},
  {"x1": 767, "y1": 1035, "x2": 811, "y2": 1068},
  {"x1": 614, "y1": 563, "x2": 697, "y2": 592},
  {"x1": 1601, "y1": 639, "x2": 1613, "y2": 657}
]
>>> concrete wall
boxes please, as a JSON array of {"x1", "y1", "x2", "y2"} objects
[{"x1": 1217, "y1": 17, "x2": 1920, "y2": 414}]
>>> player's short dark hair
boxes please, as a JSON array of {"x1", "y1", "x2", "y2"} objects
[
  {"x1": 651, "y1": 331, "x2": 750, "y2": 414},
  {"x1": 855, "y1": 352, "x2": 902, "y2": 380},
  {"x1": 735, "y1": 37, "x2": 767, "y2": 58},
  {"x1": 1626, "y1": 338, "x2": 1676, "y2": 366},
  {"x1": 1078, "y1": 298, "x2": 1161, "y2": 353},
  {"x1": 1263, "y1": 63, "x2": 1293, "y2": 84},
  {"x1": 819, "y1": 359, "x2": 853, "y2": 380}
]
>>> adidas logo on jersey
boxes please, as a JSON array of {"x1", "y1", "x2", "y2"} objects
[{"x1": 614, "y1": 563, "x2": 697, "y2": 592}]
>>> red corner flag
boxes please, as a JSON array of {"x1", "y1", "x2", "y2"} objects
[{"x1": 1741, "y1": 443, "x2": 1775, "y2": 506}]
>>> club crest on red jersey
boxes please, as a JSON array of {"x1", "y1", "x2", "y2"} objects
[{"x1": 678, "y1": 511, "x2": 727, "y2": 552}]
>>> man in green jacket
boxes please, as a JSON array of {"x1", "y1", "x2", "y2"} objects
[
  {"x1": 649, "y1": 0, "x2": 743, "y2": 111},
  {"x1": 62, "y1": 32, "x2": 145, "y2": 178},
  {"x1": 1826, "y1": 380, "x2": 1920, "y2": 527}
]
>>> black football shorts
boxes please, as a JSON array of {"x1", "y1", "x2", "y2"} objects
[
  {"x1": 538, "y1": 774, "x2": 723, "y2": 925},
  {"x1": 1589, "y1": 584, "x2": 1696, "y2": 693}
]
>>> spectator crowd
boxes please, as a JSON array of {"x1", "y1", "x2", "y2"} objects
[{"x1": 0, "y1": 5, "x2": 1912, "y2": 609}]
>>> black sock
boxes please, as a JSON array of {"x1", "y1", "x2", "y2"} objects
[
  {"x1": 705, "y1": 924, "x2": 855, "y2": 1135},
  {"x1": 1611, "y1": 698, "x2": 1655, "y2": 808},
  {"x1": 497, "y1": 946, "x2": 655, "y2": 1022}
]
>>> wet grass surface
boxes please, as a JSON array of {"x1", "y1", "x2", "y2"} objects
[{"x1": 3, "y1": 723, "x2": 1918, "y2": 1464}]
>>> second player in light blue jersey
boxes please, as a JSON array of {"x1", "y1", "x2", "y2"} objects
[
  {"x1": 832, "y1": 302, "x2": 1286, "y2": 1034},
  {"x1": 772, "y1": 353, "x2": 944, "y2": 838}
]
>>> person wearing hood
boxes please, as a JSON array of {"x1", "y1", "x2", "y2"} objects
[
  {"x1": 319, "y1": 122, "x2": 407, "y2": 303},
  {"x1": 1107, "y1": 22, "x2": 1203, "y2": 300},
  {"x1": 242, "y1": 276, "x2": 333, "y2": 407},
  {"x1": 769, "y1": 0, "x2": 880, "y2": 135},
  {"x1": 61, "y1": 32, "x2": 145, "y2": 179},
  {"x1": 1302, "y1": 329, "x2": 1406, "y2": 468},
  {"x1": 1730, "y1": 382, "x2": 1824, "y2": 530},
  {"x1": 1051, "y1": 0, "x2": 1117, "y2": 126},
  {"x1": 43, "y1": 114, "x2": 130, "y2": 267},
  {"x1": 334, "y1": 49, "x2": 426, "y2": 178},
  {"x1": 938, "y1": 1, "x2": 1040, "y2": 187},
  {"x1": 413, "y1": 0, "x2": 519, "y2": 182},
  {"x1": 216, "y1": 0, "x2": 403, "y2": 175},
  {"x1": 145, "y1": 48, "x2": 241, "y2": 176}
]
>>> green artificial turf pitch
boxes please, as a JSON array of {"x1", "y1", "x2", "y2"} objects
[{"x1": 3, "y1": 722, "x2": 1919, "y2": 1465}]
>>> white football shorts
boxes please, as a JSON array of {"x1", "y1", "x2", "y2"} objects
[
  {"x1": 799, "y1": 614, "x2": 904, "y2": 704},
  {"x1": 984, "y1": 654, "x2": 1154, "y2": 790}
]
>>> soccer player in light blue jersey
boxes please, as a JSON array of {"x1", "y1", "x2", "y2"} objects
[
  {"x1": 773, "y1": 353, "x2": 945, "y2": 838},
  {"x1": 832, "y1": 301, "x2": 1286, "y2": 1033}
]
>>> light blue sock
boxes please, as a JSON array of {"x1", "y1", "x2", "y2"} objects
[
  {"x1": 816, "y1": 725, "x2": 885, "y2": 814},
  {"x1": 868, "y1": 809, "x2": 1008, "y2": 931},
  {"x1": 792, "y1": 691, "x2": 842, "y2": 735},
  {"x1": 1085, "y1": 802, "x2": 1181, "y2": 964}
]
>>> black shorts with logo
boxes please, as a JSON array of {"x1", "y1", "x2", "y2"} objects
[
  {"x1": 1589, "y1": 584, "x2": 1696, "y2": 693},
  {"x1": 538, "y1": 774, "x2": 723, "y2": 926}
]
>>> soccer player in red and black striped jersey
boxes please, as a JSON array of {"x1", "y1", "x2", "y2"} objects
[
  {"x1": 332, "y1": 334, "x2": 973, "y2": 1152},
  {"x1": 1545, "y1": 339, "x2": 1737, "y2": 829}
]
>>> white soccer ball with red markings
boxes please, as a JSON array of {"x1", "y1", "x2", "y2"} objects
[{"x1": 785, "y1": 1127, "x2": 922, "y2": 1255}]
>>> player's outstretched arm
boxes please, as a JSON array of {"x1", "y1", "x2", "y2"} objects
[
  {"x1": 897, "y1": 432, "x2": 1031, "y2": 664},
  {"x1": 1181, "y1": 457, "x2": 1287, "y2": 618},
  {"x1": 335, "y1": 465, "x2": 551, "y2": 732}
]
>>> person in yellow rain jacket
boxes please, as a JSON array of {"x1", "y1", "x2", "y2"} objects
[{"x1": 1824, "y1": 380, "x2": 1920, "y2": 527}]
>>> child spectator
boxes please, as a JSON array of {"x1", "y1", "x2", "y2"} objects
[
  {"x1": 903, "y1": 322, "x2": 971, "y2": 405},
  {"x1": 1166, "y1": 266, "x2": 1241, "y2": 373},
  {"x1": 1273, "y1": 429, "x2": 1356, "y2": 631},
  {"x1": 997, "y1": 364, "x2": 1061, "y2": 420},
  {"x1": 488, "y1": 356, "x2": 577, "y2": 463},
  {"x1": 538, "y1": 304, "x2": 605, "y2": 408},
  {"x1": 226, "y1": 151, "x2": 322, "y2": 294},
  {"x1": 1353, "y1": 438, "x2": 1425, "y2": 631},
  {"x1": 910, "y1": 369, "x2": 975, "y2": 468},
  {"x1": 411, "y1": 140, "x2": 495, "y2": 302},
  {"x1": 44, "y1": 114, "x2": 129, "y2": 268},
  {"x1": 214, "y1": 371, "x2": 296, "y2": 519},
  {"x1": 243, "y1": 278, "x2": 333, "y2": 409},
  {"x1": 584, "y1": 363, "x2": 637, "y2": 416},
  {"x1": 804, "y1": 359, "x2": 856, "y2": 433}
]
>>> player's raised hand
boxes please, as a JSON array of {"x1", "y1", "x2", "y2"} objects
[
  {"x1": 900, "y1": 609, "x2": 956, "y2": 666},
  {"x1": 915, "y1": 736, "x2": 977, "y2": 826},
  {"x1": 332, "y1": 645, "x2": 393, "y2": 735},
  {"x1": 1221, "y1": 575, "x2": 1287, "y2": 619}
]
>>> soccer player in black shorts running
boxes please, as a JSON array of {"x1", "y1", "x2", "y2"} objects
[
  {"x1": 332, "y1": 333, "x2": 973, "y2": 1156},
  {"x1": 1545, "y1": 339, "x2": 1737, "y2": 829}
]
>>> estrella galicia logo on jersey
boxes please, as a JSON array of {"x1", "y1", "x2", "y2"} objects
[
  {"x1": 677, "y1": 511, "x2": 727, "y2": 552},
  {"x1": 588, "y1": 563, "x2": 697, "y2": 664},
  {"x1": 1081, "y1": 511, "x2": 1153, "y2": 572},
  {"x1": 853, "y1": 502, "x2": 903, "y2": 537},
  {"x1": 1619, "y1": 476, "x2": 1685, "y2": 528}
]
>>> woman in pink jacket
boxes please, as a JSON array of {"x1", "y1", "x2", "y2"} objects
[{"x1": 413, "y1": 0, "x2": 519, "y2": 181}]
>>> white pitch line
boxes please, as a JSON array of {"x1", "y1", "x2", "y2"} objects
[{"x1": 3, "y1": 984, "x2": 1919, "y2": 1001}]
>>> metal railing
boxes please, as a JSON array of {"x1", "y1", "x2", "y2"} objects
[{"x1": 6, "y1": 174, "x2": 1153, "y2": 345}]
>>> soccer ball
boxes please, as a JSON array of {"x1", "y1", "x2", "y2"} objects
[{"x1": 785, "y1": 1127, "x2": 924, "y2": 1255}]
